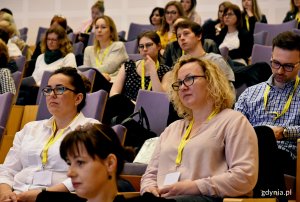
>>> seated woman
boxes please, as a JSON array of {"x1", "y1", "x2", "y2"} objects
[
  {"x1": 141, "y1": 56, "x2": 258, "y2": 201},
  {"x1": 180, "y1": 0, "x2": 201, "y2": 24},
  {"x1": 17, "y1": 25, "x2": 77, "y2": 105},
  {"x1": 35, "y1": 123, "x2": 175, "y2": 202},
  {"x1": 149, "y1": 7, "x2": 165, "y2": 32},
  {"x1": 283, "y1": 0, "x2": 300, "y2": 28},
  {"x1": 215, "y1": 3, "x2": 253, "y2": 66},
  {"x1": 241, "y1": 0, "x2": 267, "y2": 35},
  {"x1": 0, "y1": 67, "x2": 99, "y2": 202},
  {"x1": 103, "y1": 31, "x2": 171, "y2": 125},
  {"x1": 0, "y1": 38, "x2": 16, "y2": 94}
]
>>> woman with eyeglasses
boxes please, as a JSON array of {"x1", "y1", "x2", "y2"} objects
[
  {"x1": 141, "y1": 56, "x2": 258, "y2": 201},
  {"x1": 0, "y1": 67, "x2": 99, "y2": 202},
  {"x1": 215, "y1": 3, "x2": 253, "y2": 66},
  {"x1": 82, "y1": 15, "x2": 128, "y2": 84},
  {"x1": 17, "y1": 24, "x2": 77, "y2": 105},
  {"x1": 157, "y1": 1, "x2": 186, "y2": 54},
  {"x1": 180, "y1": 0, "x2": 201, "y2": 25},
  {"x1": 103, "y1": 31, "x2": 171, "y2": 125},
  {"x1": 241, "y1": 0, "x2": 267, "y2": 35}
]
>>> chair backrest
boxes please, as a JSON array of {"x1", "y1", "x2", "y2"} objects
[
  {"x1": 253, "y1": 31, "x2": 268, "y2": 45},
  {"x1": 87, "y1": 32, "x2": 95, "y2": 46},
  {"x1": 68, "y1": 32, "x2": 76, "y2": 44},
  {"x1": 251, "y1": 44, "x2": 272, "y2": 65},
  {"x1": 134, "y1": 89, "x2": 169, "y2": 136},
  {"x1": 73, "y1": 41, "x2": 84, "y2": 56},
  {"x1": 81, "y1": 89, "x2": 108, "y2": 121},
  {"x1": 128, "y1": 54, "x2": 142, "y2": 61},
  {"x1": 124, "y1": 39, "x2": 138, "y2": 54},
  {"x1": 118, "y1": 30, "x2": 126, "y2": 40},
  {"x1": 36, "y1": 71, "x2": 53, "y2": 105},
  {"x1": 79, "y1": 69, "x2": 96, "y2": 92},
  {"x1": 19, "y1": 34, "x2": 27, "y2": 42},
  {"x1": 254, "y1": 20, "x2": 298, "y2": 45},
  {"x1": 36, "y1": 89, "x2": 108, "y2": 122},
  {"x1": 11, "y1": 71, "x2": 22, "y2": 99},
  {"x1": 293, "y1": 28, "x2": 300, "y2": 36},
  {"x1": 14, "y1": 55, "x2": 26, "y2": 73},
  {"x1": 35, "y1": 27, "x2": 48, "y2": 46},
  {"x1": 219, "y1": 46, "x2": 229, "y2": 60},
  {"x1": 19, "y1": 27, "x2": 28, "y2": 36},
  {"x1": 0, "y1": 92, "x2": 14, "y2": 141},
  {"x1": 127, "y1": 23, "x2": 154, "y2": 41},
  {"x1": 112, "y1": 124, "x2": 127, "y2": 146}
]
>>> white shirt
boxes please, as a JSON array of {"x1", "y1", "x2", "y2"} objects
[
  {"x1": 32, "y1": 52, "x2": 77, "y2": 86},
  {"x1": 0, "y1": 112, "x2": 99, "y2": 193},
  {"x1": 219, "y1": 31, "x2": 239, "y2": 51},
  {"x1": 7, "y1": 39, "x2": 22, "y2": 57}
]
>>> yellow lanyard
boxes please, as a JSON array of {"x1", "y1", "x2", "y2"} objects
[
  {"x1": 296, "y1": 12, "x2": 300, "y2": 22},
  {"x1": 245, "y1": 15, "x2": 250, "y2": 31},
  {"x1": 95, "y1": 42, "x2": 112, "y2": 67},
  {"x1": 263, "y1": 76, "x2": 299, "y2": 121},
  {"x1": 41, "y1": 114, "x2": 79, "y2": 167},
  {"x1": 175, "y1": 109, "x2": 219, "y2": 165},
  {"x1": 141, "y1": 60, "x2": 159, "y2": 90},
  {"x1": 181, "y1": 50, "x2": 185, "y2": 56}
]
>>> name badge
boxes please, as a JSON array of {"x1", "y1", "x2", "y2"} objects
[
  {"x1": 163, "y1": 171, "x2": 180, "y2": 186},
  {"x1": 33, "y1": 170, "x2": 52, "y2": 186}
]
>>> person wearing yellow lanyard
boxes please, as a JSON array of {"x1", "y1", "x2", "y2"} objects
[
  {"x1": 283, "y1": 0, "x2": 300, "y2": 29},
  {"x1": 241, "y1": 0, "x2": 267, "y2": 35},
  {"x1": 235, "y1": 31, "x2": 300, "y2": 177},
  {"x1": 0, "y1": 67, "x2": 99, "y2": 202},
  {"x1": 141, "y1": 56, "x2": 258, "y2": 201},
  {"x1": 104, "y1": 31, "x2": 171, "y2": 125},
  {"x1": 82, "y1": 15, "x2": 128, "y2": 85}
]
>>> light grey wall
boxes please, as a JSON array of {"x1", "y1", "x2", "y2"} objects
[{"x1": 1, "y1": 0, "x2": 290, "y2": 45}]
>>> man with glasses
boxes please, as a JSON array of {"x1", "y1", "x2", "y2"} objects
[{"x1": 235, "y1": 31, "x2": 300, "y2": 176}]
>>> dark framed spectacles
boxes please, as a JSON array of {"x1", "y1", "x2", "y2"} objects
[
  {"x1": 138, "y1": 42, "x2": 154, "y2": 50},
  {"x1": 165, "y1": 10, "x2": 177, "y2": 15},
  {"x1": 223, "y1": 12, "x2": 235, "y2": 17},
  {"x1": 42, "y1": 85, "x2": 76, "y2": 96},
  {"x1": 172, "y1": 75, "x2": 205, "y2": 91},
  {"x1": 270, "y1": 59, "x2": 300, "y2": 72}
]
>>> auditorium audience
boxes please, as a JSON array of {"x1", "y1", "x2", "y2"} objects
[{"x1": 180, "y1": 0, "x2": 201, "y2": 24}]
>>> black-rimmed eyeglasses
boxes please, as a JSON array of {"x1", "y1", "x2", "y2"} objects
[
  {"x1": 270, "y1": 59, "x2": 300, "y2": 72},
  {"x1": 42, "y1": 86, "x2": 76, "y2": 96},
  {"x1": 172, "y1": 75, "x2": 205, "y2": 91}
]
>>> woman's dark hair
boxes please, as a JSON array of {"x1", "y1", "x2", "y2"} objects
[
  {"x1": 149, "y1": 7, "x2": 165, "y2": 25},
  {"x1": 180, "y1": 0, "x2": 197, "y2": 13},
  {"x1": 0, "y1": 39, "x2": 8, "y2": 68},
  {"x1": 60, "y1": 123, "x2": 125, "y2": 177},
  {"x1": 137, "y1": 31, "x2": 163, "y2": 62},
  {"x1": 51, "y1": 67, "x2": 86, "y2": 112},
  {"x1": 223, "y1": 4, "x2": 243, "y2": 29},
  {"x1": 50, "y1": 15, "x2": 67, "y2": 30}
]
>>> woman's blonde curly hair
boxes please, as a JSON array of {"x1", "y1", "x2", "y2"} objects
[{"x1": 168, "y1": 55, "x2": 235, "y2": 120}]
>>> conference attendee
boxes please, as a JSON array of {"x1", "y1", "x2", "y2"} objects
[
  {"x1": 157, "y1": 1, "x2": 186, "y2": 52},
  {"x1": 234, "y1": 31, "x2": 300, "y2": 177},
  {"x1": 283, "y1": 0, "x2": 300, "y2": 28},
  {"x1": 0, "y1": 38, "x2": 16, "y2": 94},
  {"x1": 202, "y1": 1, "x2": 232, "y2": 42},
  {"x1": 149, "y1": 7, "x2": 165, "y2": 31},
  {"x1": 180, "y1": 0, "x2": 201, "y2": 24},
  {"x1": 215, "y1": 3, "x2": 253, "y2": 66},
  {"x1": 241, "y1": 0, "x2": 268, "y2": 34},
  {"x1": 141, "y1": 56, "x2": 258, "y2": 201},
  {"x1": 0, "y1": 67, "x2": 99, "y2": 202},
  {"x1": 83, "y1": 15, "x2": 128, "y2": 83}
]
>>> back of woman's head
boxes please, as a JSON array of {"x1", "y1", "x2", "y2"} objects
[
  {"x1": 51, "y1": 67, "x2": 87, "y2": 112},
  {"x1": 0, "y1": 39, "x2": 8, "y2": 68},
  {"x1": 92, "y1": 0, "x2": 105, "y2": 14},
  {"x1": 50, "y1": 15, "x2": 67, "y2": 30},
  {"x1": 180, "y1": 0, "x2": 197, "y2": 13},
  {"x1": 60, "y1": 123, "x2": 125, "y2": 177},
  {"x1": 41, "y1": 24, "x2": 73, "y2": 56}
]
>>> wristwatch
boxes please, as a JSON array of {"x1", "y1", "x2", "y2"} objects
[{"x1": 283, "y1": 128, "x2": 288, "y2": 138}]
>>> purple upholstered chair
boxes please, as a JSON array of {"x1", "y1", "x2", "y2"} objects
[
  {"x1": 73, "y1": 41, "x2": 84, "y2": 56},
  {"x1": 254, "y1": 20, "x2": 298, "y2": 46},
  {"x1": 124, "y1": 39, "x2": 138, "y2": 54},
  {"x1": 251, "y1": 44, "x2": 272, "y2": 65},
  {"x1": 0, "y1": 92, "x2": 14, "y2": 139},
  {"x1": 127, "y1": 23, "x2": 154, "y2": 41},
  {"x1": 36, "y1": 71, "x2": 53, "y2": 105},
  {"x1": 79, "y1": 69, "x2": 96, "y2": 92},
  {"x1": 36, "y1": 89, "x2": 108, "y2": 122},
  {"x1": 134, "y1": 89, "x2": 170, "y2": 136},
  {"x1": 112, "y1": 124, "x2": 127, "y2": 146},
  {"x1": 128, "y1": 54, "x2": 142, "y2": 61},
  {"x1": 253, "y1": 31, "x2": 268, "y2": 45},
  {"x1": 11, "y1": 71, "x2": 22, "y2": 101},
  {"x1": 35, "y1": 27, "x2": 48, "y2": 46},
  {"x1": 14, "y1": 55, "x2": 26, "y2": 73},
  {"x1": 87, "y1": 32, "x2": 95, "y2": 46}
]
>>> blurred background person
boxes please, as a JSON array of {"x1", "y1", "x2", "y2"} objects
[
  {"x1": 283, "y1": 0, "x2": 300, "y2": 28},
  {"x1": 241, "y1": 0, "x2": 267, "y2": 34},
  {"x1": 180, "y1": 0, "x2": 201, "y2": 24},
  {"x1": 149, "y1": 7, "x2": 165, "y2": 31}
]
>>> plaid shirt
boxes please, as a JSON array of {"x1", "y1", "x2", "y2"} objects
[
  {"x1": 0, "y1": 68, "x2": 16, "y2": 94},
  {"x1": 234, "y1": 75, "x2": 300, "y2": 159}
]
